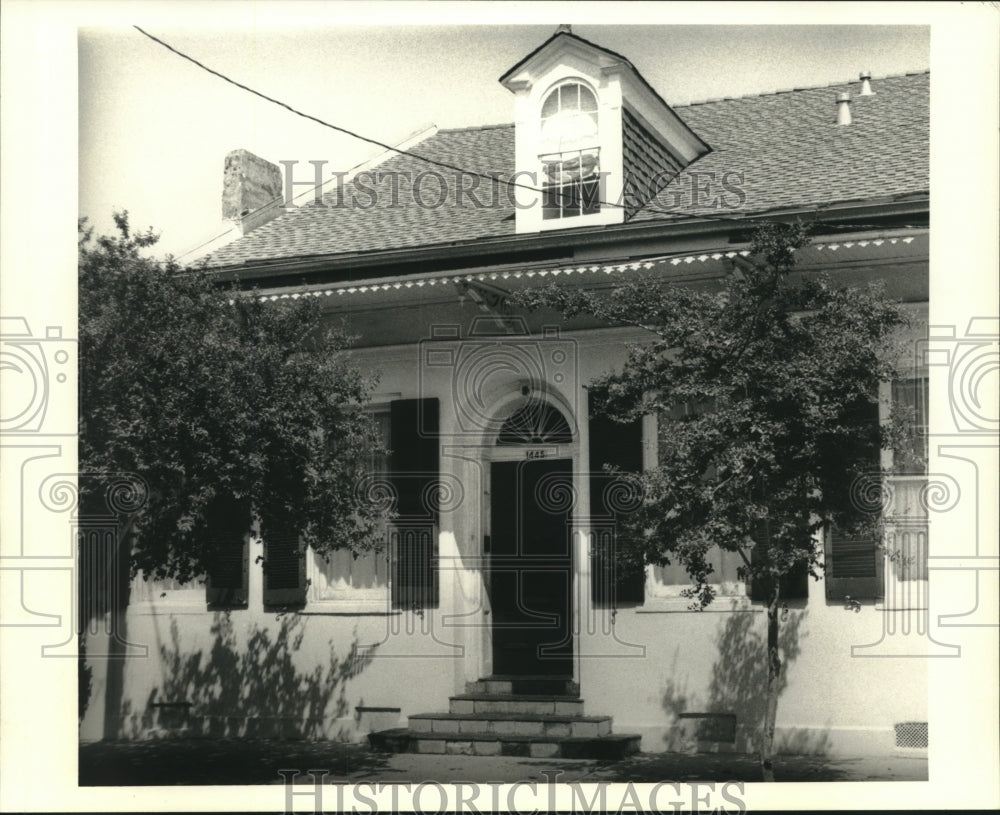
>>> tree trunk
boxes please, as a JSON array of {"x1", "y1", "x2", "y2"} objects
[{"x1": 759, "y1": 582, "x2": 781, "y2": 782}]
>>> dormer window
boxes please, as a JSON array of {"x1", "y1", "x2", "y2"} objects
[
  {"x1": 539, "y1": 81, "x2": 600, "y2": 220},
  {"x1": 501, "y1": 28, "x2": 710, "y2": 234}
]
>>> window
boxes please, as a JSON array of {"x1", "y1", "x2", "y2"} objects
[
  {"x1": 128, "y1": 497, "x2": 248, "y2": 611},
  {"x1": 748, "y1": 544, "x2": 810, "y2": 602},
  {"x1": 497, "y1": 401, "x2": 573, "y2": 445},
  {"x1": 887, "y1": 376, "x2": 930, "y2": 586},
  {"x1": 651, "y1": 399, "x2": 748, "y2": 600},
  {"x1": 311, "y1": 547, "x2": 388, "y2": 601},
  {"x1": 648, "y1": 532, "x2": 806, "y2": 603},
  {"x1": 309, "y1": 411, "x2": 391, "y2": 603},
  {"x1": 891, "y1": 377, "x2": 929, "y2": 475},
  {"x1": 824, "y1": 379, "x2": 931, "y2": 602},
  {"x1": 540, "y1": 82, "x2": 601, "y2": 220},
  {"x1": 650, "y1": 546, "x2": 745, "y2": 599},
  {"x1": 307, "y1": 400, "x2": 440, "y2": 611},
  {"x1": 130, "y1": 570, "x2": 205, "y2": 607},
  {"x1": 885, "y1": 523, "x2": 928, "y2": 584}
]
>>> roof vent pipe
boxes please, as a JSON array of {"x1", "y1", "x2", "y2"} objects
[
  {"x1": 836, "y1": 93, "x2": 852, "y2": 126},
  {"x1": 859, "y1": 71, "x2": 875, "y2": 96}
]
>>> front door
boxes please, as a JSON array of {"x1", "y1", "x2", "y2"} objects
[{"x1": 489, "y1": 458, "x2": 573, "y2": 677}]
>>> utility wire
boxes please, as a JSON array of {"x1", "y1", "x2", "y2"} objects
[
  {"x1": 133, "y1": 26, "x2": 631, "y2": 212},
  {"x1": 131, "y1": 25, "x2": 765, "y2": 228}
]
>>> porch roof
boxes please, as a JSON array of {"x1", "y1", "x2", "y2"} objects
[{"x1": 250, "y1": 231, "x2": 927, "y2": 303}]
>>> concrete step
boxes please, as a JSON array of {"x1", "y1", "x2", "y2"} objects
[
  {"x1": 465, "y1": 676, "x2": 580, "y2": 697},
  {"x1": 449, "y1": 693, "x2": 585, "y2": 716},
  {"x1": 368, "y1": 727, "x2": 641, "y2": 759},
  {"x1": 410, "y1": 711, "x2": 611, "y2": 738}
]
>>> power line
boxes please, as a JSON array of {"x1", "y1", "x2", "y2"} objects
[
  {"x1": 132, "y1": 27, "x2": 625, "y2": 210},
  {"x1": 130, "y1": 26, "x2": 766, "y2": 228}
]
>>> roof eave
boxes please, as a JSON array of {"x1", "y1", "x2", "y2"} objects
[
  {"x1": 499, "y1": 31, "x2": 630, "y2": 85},
  {"x1": 202, "y1": 195, "x2": 928, "y2": 284}
]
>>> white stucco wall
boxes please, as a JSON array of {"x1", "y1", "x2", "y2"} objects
[{"x1": 83, "y1": 316, "x2": 930, "y2": 756}]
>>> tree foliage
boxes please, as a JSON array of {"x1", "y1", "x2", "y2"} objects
[
  {"x1": 513, "y1": 221, "x2": 911, "y2": 779},
  {"x1": 513, "y1": 222, "x2": 909, "y2": 608},
  {"x1": 79, "y1": 213, "x2": 385, "y2": 584}
]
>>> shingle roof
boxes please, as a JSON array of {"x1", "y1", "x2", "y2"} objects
[
  {"x1": 203, "y1": 71, "x2": 928, "y2": 268},
  {"x1": 638, "y1": 71, "x2": 930, "y2": 221}
]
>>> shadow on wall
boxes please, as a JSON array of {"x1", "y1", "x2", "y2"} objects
[
  {"x1": 118, "y1": 614, "x2": 375, "y2": 740},
  {"x1": 661, "y1": 606, "x2": 832, "y2": 756}
]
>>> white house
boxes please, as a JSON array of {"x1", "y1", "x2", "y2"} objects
[{"x1": 81, "y1": 28, "x2": 931, "y2": 759}]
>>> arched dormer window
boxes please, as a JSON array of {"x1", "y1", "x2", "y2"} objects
[{"x1": 539, "y1": 81, "x2": 601, "y2": 220}]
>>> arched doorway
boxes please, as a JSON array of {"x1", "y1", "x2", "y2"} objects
[{"x1": 487, "y1": 400, "x2": 575, "y2": 677}]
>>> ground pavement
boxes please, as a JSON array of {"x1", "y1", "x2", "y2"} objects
[{"x1": 79, "y1": 738, "x2": 927, "y2": 786}]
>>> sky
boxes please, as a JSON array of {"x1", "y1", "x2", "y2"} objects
[{"x1": 78, "y1": 15, "x2": 930, "y2": 260}]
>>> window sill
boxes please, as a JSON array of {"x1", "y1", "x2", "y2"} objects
[
  {"x1": 875, "y1": 606, "x2": 930, "y2": 612},
  {"x1": 636, "y1": 594, "x2": 758, "y2": 613},
  {"x1": 876, "y1": 600, "x2": 930, "y2": 612},
  {"x1": 301, "y1": 599, "x2": 399, "y2": 616},
  {"x1": 129, "y1": 599, "x2": 211, "y2": 615}
]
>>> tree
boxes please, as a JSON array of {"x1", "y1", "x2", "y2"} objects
[
  {"x1": 78, "y1": 212, "x2": 385, "y2": 595},
  {"x1": 512, "y1": 222, "x2": 909, "y2": 781}
]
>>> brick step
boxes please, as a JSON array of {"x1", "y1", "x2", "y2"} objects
[
  {"x1": 465, "y1": 676, "x2": 579, "y2": 697},
  {"x1": 410, "y1": 711, "x2": 611, "y2": 738},
  {"x1": 368, "y1": 727, "x2": 641, "y2": 759},
  {"x1": 449, "y1": 693, "x2": 585, "y2": 716}
]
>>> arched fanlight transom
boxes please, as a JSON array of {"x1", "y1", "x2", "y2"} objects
[{"x1": 496, "y1": 401, "x2": 573, "y2": 445}]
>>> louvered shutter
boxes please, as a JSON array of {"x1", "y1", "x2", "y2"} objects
[
  {"x1": 588, "y1": 392, "x2": 645, "y2": 607},
  {"x1": 824, "y1": 526, "x2": 884, "y2": 600},
  {"x1": 205, "y1": 498, "x2": 250, "y2": 608},
  {"x1": 263, "y1": 525, "x2": 306, "y2": 607},
  {"x1": 824, "y1": 397, "x2": 884, "y2": 602},
  {"x1": 389, "y1": 398, "x2": 439, "y2": 609}
]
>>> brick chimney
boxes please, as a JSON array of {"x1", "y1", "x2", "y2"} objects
[{"x1": 222, "y1": 149, "x2": 283, "y2": 235}]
